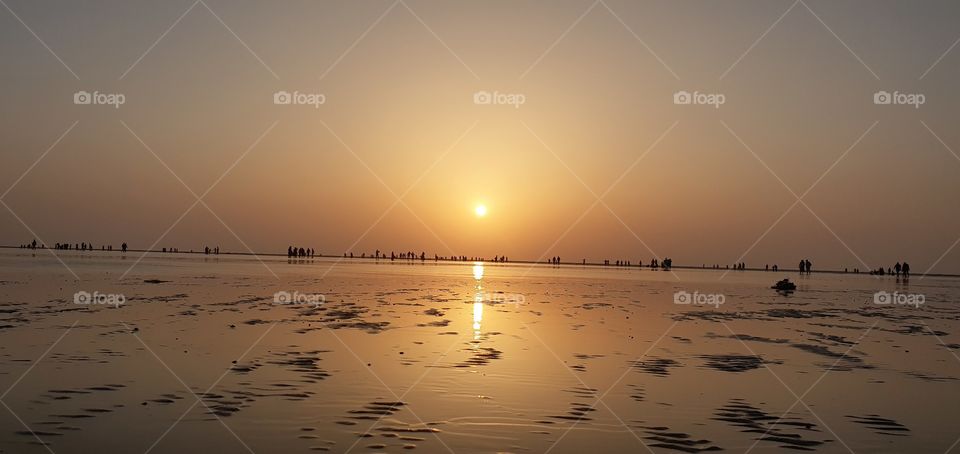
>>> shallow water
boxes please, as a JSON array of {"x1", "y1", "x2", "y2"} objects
[{"x1": 0, "y1": 249, "x2": 958, "y2": 453}]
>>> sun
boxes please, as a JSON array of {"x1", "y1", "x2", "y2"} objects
[{"x1": 474, "y1": 204, "x2": 487, "y2": 218}]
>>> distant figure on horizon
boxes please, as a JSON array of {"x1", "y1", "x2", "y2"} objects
[
  {"x1": 902, "y1": 262, "x2": 910, "y2": 277},
  {"x1": 894, "y1": 262, "x2": 901, "y2": 276},
  {"x1": 121, "y1": 242, "x2": 127, "y2": 253}
]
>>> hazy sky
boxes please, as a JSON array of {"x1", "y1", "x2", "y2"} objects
[{"x1": 2, "y1": 0, "x2": 960, "y2": 273}]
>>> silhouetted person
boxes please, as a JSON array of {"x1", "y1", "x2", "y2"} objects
[
  {"x1": 805, "y1": 259, "x2": 811, "y2": 274},
  {"x1": 894, "y1": 262, "x2": 901, "y2": 276},
  {"x1": 121, "y1": 242, "x2": 127, "y2": 253},
  {"x1": 902, "y1": 262, "x2": 910, "y2": 277},
  {"x1": 799, "y1": 259, "x2": 805, "y2": 274}
]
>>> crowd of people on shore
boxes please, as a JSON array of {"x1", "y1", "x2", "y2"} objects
[
  {"x1": 598, "y1": 258, "x2": 673, "y2": 270},
  {"x1": 869, "y1": 262, "x2": 911, "y2": 277},
  {"x1": 19, "y1": 239, "x2": 127, "y2": 252},
  {"x1": 9, "y1": 238, "x2": 926, "y2": 279},
  {"x1": 333, "y1": 250, "x2": 501, "y2": 262},
  {"x1": 288, "y1": 246, "x2": 315, "y2": 258}
]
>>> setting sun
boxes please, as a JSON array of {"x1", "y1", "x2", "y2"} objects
[{"x1": 474, "y1": 204, "x2": 488, "y2": 218}]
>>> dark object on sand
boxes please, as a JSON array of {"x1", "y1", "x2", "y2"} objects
[{"x1": 772, "y1": 278, "x2": 796, "y2": 292}]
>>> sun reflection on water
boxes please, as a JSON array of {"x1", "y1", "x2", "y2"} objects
[{"x1": 473, "y1": 262, "x2": 484, "y2": 339}]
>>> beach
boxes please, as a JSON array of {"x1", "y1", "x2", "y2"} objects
[{"x1": 0, "y1": 249, "x2": 957, "y2": 453}]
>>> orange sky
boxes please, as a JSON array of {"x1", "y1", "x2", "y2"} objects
[{"x1": 1, "y1": 1, "x2": 959, "y2": 273}]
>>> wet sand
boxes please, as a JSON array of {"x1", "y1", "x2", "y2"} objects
[{"x1": 0, "y1": 249, "x2": 958, "y2": 453}]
